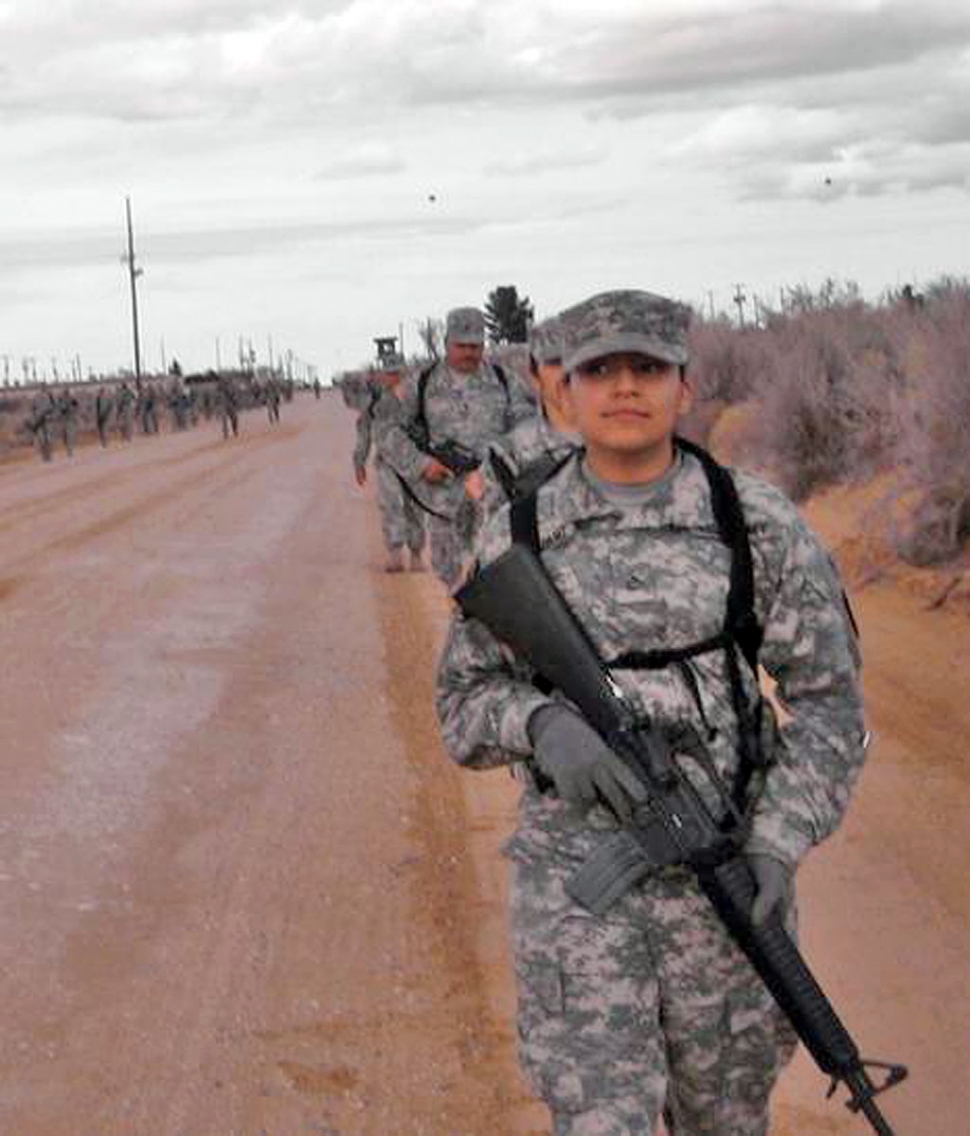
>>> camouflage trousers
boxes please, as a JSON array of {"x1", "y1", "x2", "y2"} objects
[
  {"x1": 375, "y1": 460, "x2": 425, "y2": 554},
  {"x1": 509, "y1": 852, "x2": 797, "y2": 1136},
  {"x1": 425, "y1": 494, "x2": 483, "y2": 589}
]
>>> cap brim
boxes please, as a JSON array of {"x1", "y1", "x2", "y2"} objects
[{"x1": 564, "y1": 331, "x2": 688, "y2": 373}]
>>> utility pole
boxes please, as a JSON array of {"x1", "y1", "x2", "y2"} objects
[
  {"x1": 732, "y1": 283, "x2": 747, "y2": 329},
  {"x1": 124, "y1": 196, "x2": 144, "y2": 388}
]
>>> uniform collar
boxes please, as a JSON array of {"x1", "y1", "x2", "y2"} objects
[{"x1": 542, "y1": 445, "x2": 717, "y2": 531}]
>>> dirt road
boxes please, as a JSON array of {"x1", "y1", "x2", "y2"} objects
[{"x1": 0, "y1": 397, "x2": 966, "y2": 1134}]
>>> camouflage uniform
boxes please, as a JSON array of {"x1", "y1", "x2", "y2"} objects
[
  {"x1": 95, "y1": 387, "x2": 113, "y2": 447},
  {"x1": 380, "y1": 308, "x2": 536, "y2": 588},
  {"x1": 115, "y1": 383, "x2": 136, "y2": 440},
  {"x1": 435, "y1": 291, "x2": 866, "y2": 1135},
  {"x1": 482, "y1": 413, "x2": 579, "y2": 512},
  {"x1": 27, "y1": 392, "x2": 56, "y2": 461},
  {"x1": 56, "y1": 389, "x2": 79, "y2": 456},
  {"x1": 217, "y1": 376, "x2": 239, "y2": 438},
  {"x1": 354, "y1": 379, "x2": 425, "y2": 559},
  {"x1": 139, "y1": 384, "x2": 159, "y2": 435}
]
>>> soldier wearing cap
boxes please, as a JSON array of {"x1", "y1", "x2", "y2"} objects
[
  {"x1": 436, "y1": 289, "x2": 866, "y2": 1134},
  {"x1": 481, "y1": 315, "x2": 579, "y2": 510},
  {"x1": 380, "y1": 305, "x2": 535, "y2": 587},
  {"x1": 353, "y1": 353, "x2": 427, "y2": 572}
]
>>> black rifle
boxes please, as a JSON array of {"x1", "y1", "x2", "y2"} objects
[
  {"x1": 456, "y1": 543, "x2": 907, "y2": 1135},
  {"x1": 406, "y1": 420, "x2": 482, "y2": 476}
]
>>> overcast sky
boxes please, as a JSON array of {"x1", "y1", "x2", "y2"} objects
[{"x1": 1, "y1": 0, "x2": 968, "y2": 382}]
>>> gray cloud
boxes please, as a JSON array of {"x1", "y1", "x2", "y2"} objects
[
  {"x1": 4, "y1": 1, "x2": 968, "y2": 134},
  {"x1": 486, "y1": 146, "x2": 606, "y2": 177},
  {"x1": 0, "y1": 212, "x2": 485, "y2": 274},
  {"x1": 315, "y1": 143, "x2": 407, "y2": 180}
]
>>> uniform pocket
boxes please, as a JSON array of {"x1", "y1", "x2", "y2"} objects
[{"x1": 725, "y1": 977, "x2": 799, "y2": 1069}]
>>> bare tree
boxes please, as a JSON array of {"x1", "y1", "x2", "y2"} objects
[{"x1": 416, "y1": 317, "x2": 445, "y2": 361}]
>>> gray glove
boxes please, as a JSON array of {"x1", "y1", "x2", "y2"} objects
[
  {"x1": 747, "y1": 853, "x2": 794, "y2": 926},
  {"x1": 528, "y1": 705, "x2": 648, "y2": 823}
]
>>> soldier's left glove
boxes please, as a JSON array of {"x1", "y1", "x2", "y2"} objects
[
  {"x1": 528, "y1": 705, "x2": 648, "y2": 823},
  {"x1": 747, "y1": 853, "x2": 794, "y2": 926}
]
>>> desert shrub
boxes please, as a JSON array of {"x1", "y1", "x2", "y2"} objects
[
  {"x1": 688, "y1": 320, "x2": 770, "y2": 404},
  {"x1": 891, "y1": 289, "x2": 970, "y2": 563},
  {"x1": 686, "y1": 278, "x2": 969, "y2": 564},
  {"x1": 744, "y1": 307, "x2": 897, "y2": 500}
]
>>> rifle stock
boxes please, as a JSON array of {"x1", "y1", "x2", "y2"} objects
[{"x1": 455, "y1": 543, "x2": 907, "y2": 1134}]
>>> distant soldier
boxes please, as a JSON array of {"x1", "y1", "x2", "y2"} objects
[
  {"x1": 115, "y1": 382, "x2": 136, "y2": 441},
  {"x1": 139, "y1": 383, "x2": 159, "y2": 435},
  {"x1": 166, "y1": 376, "x2": 190, "y2": 431},
  {"x1": 95, "y1": 386, "x2": 114, "y2": 447},
  {"x1": 217, "y1": 374, "x2": 239, "y2": 439},
  {"x1": 354, "y1": 355, "x2": 426, "y2": 572},
  {"x1": 56, "y1": 387, "x2": 80, "y2": 456},
  {"x1": 26, "y1": 390, "x2": 56, "y2": 462},
  {"x1": 265, "y1": 376, "x2": 282, "y2": 425},
  {"x1": 313, "y1": 377, "x2": 322, "y2": 400},
  {"x1": 380, "y1": 306, "x2": 536, "y2": 587}
]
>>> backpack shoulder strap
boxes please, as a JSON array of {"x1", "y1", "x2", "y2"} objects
[
  {"x1": 508, "y1": 451, "x2": 573, "y2": 550},
  {"x1": 676, "y1": 437, "x2": 762, "y2": 671},
  {"x1": 414, "y1": 363, "x2": 437, "y2": 439},
  {"x1": 509, "y1": 486, "x2": 540, "y2": 552},
  {"x1": 488, "y1": 449, "x2": 518, "y2": 500}
]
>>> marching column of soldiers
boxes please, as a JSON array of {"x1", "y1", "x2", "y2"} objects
[
  {"x1": 342, "y1": 292, "x2": 880, "y2": 1136},
  {"x1": 20, "y1": 371, "x2": 301, "y2": 462}
]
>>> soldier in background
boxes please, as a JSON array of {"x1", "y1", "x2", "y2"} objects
[
  {"x1": 354, "y1": 355, "x2": 426, "y2": 573},
  {"x1": 313, "y1": 377, "x2": 322, "y2": 400},
  {"x1": 115, "y1": 382, "x2": 136, "y2": 441},
  {"x1": 56, "y1": 386, "x2": 80, "y2": 456},
  {"x1": 139, "y1": 383, "x2": 159, "y2": 435},
  {"x1": 265, "y1": 376, "x2": 282, "y2": 425},
  {"x1": 26, "y1": 390, "x2": 56, "y2": 462},
  {"x1": 379, "y1": 306, "x2": 535, "y2": 588},
  {"x1": 95, "y1": 386, "x2": 114, "y2": 447},
  {"x1": 436, "y1": 289, "x2": 867, "y2": 1135},
  {"x1": 166, "y1": 375, "x2": 190, "y2": 431},
  {"x1": 217, "y1": 374, "x2": 239, "y2": 439},
  {"x1": 482, "y1": 315, "x2": 579, "y2": 511}
]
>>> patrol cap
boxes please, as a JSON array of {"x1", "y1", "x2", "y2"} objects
[
  {"x1": 445, "y1": 306, "x2": 485, "y2": 345},
  {"x1": 559, "y1": 289, "x2": 691, "y2": 373},
  {"x1": 529, "y1": 317, "x2": 564, "y2": 366}
]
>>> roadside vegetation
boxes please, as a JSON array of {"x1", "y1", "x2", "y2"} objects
[{"x1": 688, "y1": 277, "x2": 970, "y2": 567}]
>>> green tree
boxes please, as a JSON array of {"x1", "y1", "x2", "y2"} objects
[{"x1": 484, "y1": 285, "x2": 534, "y2": 344}]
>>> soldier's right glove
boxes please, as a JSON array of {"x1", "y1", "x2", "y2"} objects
[{"x1": 528, "y1": 705, "x2": 648, "y2": 824}]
